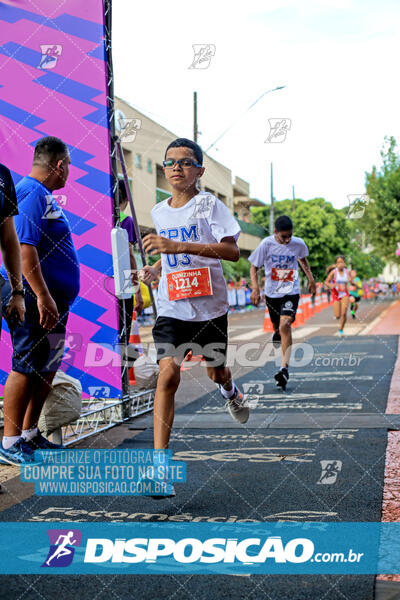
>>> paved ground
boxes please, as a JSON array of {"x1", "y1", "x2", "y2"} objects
[{"x1": 1, "y1": 297, "x2": 400, "y2": 599}]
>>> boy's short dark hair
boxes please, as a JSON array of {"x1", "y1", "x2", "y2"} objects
[
  {"x1": 33, "y1": 136, "x2": 68, "y2": 167},
  {"x1": 275, "y1": 215, "x2": 293, "y2": 232},
  {"x1": 165, "y1": 138, "x2": 203, "y2": 166},
  {"x1": 118, "y1": 179, "x2": 128, "y2": 205}
]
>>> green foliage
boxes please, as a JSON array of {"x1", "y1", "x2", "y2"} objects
[
  {"x1": 147, "y1": 253, "x2": 161, "y2": 266},
  {"x1": 348, "y1": 245, "x2": 385, "y2": 279},
  {"x1": 363, "y1": 136, "x2": 400, "y2": 262},
  {"x1": 221, "y1": 257, "x2": 250, "y2": 282}
]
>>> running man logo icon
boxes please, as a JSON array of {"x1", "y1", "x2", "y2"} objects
[
  {"x1": 243, "y1": 383, "x2": 264, "y2": 395},
  {"x1": 42, "y1": 529, "x2": 82, "y2": 567},
  {"x1": 265, "y1": 119, "x2": 291, "y2": 143},
  {"x1": 88, "y1": 386, "x2": 111, "y2": 398},
  {"x1": 38, "y1": 45, "x2": 62, "y2": 69},
  {"x1": 189, "y1": 44, "x2": 216, "y2": 69},
  {"x1": 191, "y1": 194, "x2": 216, "y2": 219},
  {"x1": 347, "y1": 194, "x2": 371, "y2": 219},
  {"x1": 117, "y1": 117, "x2": 142, "y2": 143},
  {"x1": 317, "y1": 460, "x2": 342, "y2": 485}
]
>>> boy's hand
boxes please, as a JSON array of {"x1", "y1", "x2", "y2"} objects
[
  {"x1": 139, "y1": 266, "x2": 159, "y2": 285},
  {"x1": 250, "y1": 288, "x2": 261, "y2": 306},
  {"x1": 308, "y1": 280, "x2": 317, "y2": 295},
  {"x1": 142, "y1": 234, "x2": 179, "y2": 255}
]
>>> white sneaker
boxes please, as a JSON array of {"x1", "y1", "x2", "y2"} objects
[{"x1": 223, "y1": 386, "x2": 249, "y2": 424}]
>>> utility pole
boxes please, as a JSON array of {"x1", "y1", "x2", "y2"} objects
[
  {"x1": 269, "y1": 162, "x2": 274, "y2": 235},
  {"x1": 193, "y1": 91, "x2": 198, "y2": 142},
  {"x1": 292, "y1": 185, "x2": 296, "y2": 213}
]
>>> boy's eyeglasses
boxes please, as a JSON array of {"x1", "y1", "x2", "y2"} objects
[{"x1": 162, "y1": 158, "x2": 202, "y2": 169}]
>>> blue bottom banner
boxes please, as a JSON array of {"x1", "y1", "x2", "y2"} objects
[{"x1": 1, "y1": 522, "x2": 400, "y2": 574}]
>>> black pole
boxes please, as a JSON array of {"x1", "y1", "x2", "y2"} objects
[
  {"x1": 115, "y1": 139, "x2": 158, "y2": 321},
  {"x1": 104, "y1": 0, "x2": 129, "y2": 401},
  {"x1": 269, "y1": 162, "x2": 274, "y2": 235},
  {"x1": 193, "y1": 91, "x2": 198, "y2": 142}
]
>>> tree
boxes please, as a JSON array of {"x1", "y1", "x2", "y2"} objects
[{"x1": 363, "y1": 136, "x2": 400, "y2": 262}]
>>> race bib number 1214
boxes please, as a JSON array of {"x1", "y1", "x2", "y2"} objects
[{"x1": 167, "y1": 267, "x2": 213, "y2": 301}]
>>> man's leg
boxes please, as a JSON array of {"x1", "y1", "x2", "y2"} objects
[
  {"x1": 22, "y1": 371, "x2": 56, "y2": 432},
  {"x1": 2, "y1": 371, "x2": 33, "y2": 436},
  {"x1": 279, "y1": 315, "x2": 293, "y2": 368},
  {"x1": 153, "y1": 357, "x2": 181, "y2": 449}
]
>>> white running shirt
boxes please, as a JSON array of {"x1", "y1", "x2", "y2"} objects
[
  {"x1": 151, "y1": 192, "x2": 241, "y2": 321},
  {"x1": 249, "y1": 235, "x2": 309, "y2": 298}
]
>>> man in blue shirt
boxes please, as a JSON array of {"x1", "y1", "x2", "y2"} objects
[{"x1": 0, "y1": 137, "x2": 80, "y2": 465}]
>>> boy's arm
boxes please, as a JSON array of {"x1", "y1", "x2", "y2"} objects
[
  {"x1": 142, "y1": 234, "x2": 240, "y2": 262},
  {"x1": 250, "y1": 265, "x2": 262, "y2": 306},
  {"x1": 298, "y1": 257, "x2": 316, "y2": 294}
]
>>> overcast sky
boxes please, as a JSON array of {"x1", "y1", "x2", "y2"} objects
[{"x1": 112, "y1": 0, "x2": 400, "y2": 208}]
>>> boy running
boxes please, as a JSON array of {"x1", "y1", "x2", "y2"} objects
[
  {"x1": 141, "y1": 138, "x2": 248, "y2": 457},
  {"x1": 349, "y1": 268, "x2": 363, "y2": 319},
  {"x1": 249, "y1": 215, "x2": 316, "y2": 390}
]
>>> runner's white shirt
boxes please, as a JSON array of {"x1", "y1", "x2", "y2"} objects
[
  {"x1": 249, "y1": 235, "x2": 308, "y2": 298},
  {"x1": 151, "y1": 192, "x2": 241, "y2": 321}
]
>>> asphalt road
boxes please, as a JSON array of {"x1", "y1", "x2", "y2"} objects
[{"x1": 0, "y1": 298, "x2": 398, "y2": 600}]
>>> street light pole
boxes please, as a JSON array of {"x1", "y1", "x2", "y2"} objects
[
  {"x1": 193, "y1": 91, "x2": 198, "y2": 143},
  {"x1": 205, "y1": 85, "x2": 286, "y2": 153},
  {"x1": 269, "y1": 162, "x2": 274, "y2": 235}
]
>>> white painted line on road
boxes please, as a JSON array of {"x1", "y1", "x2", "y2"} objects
[
  {"x1": 334, "y1": 325, "x2": 364, "y2": 336},
  {"x1": 292, "y1": 326, "x2": 320, "y2": 339},
  {"x1": 230, "y1": 328, "x2": 266, "y2": 341},
  {"x1": 292, "y1": 371, "x2": 354, "y2": 377},
  {"x1": 244, "y1": 392, "x2": 340, "y2": 400}
]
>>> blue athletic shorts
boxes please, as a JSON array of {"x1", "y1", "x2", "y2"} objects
[{"x1": 1, "y1": 281, "x2": 69, "y2": 376}]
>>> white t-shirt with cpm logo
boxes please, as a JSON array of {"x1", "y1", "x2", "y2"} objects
[
  {"x1": 249, "y1": 235, "x2": 309, "y2": 298},
  {"x1": 151, "y1": 192, "x2": 241, "y2": 321}
]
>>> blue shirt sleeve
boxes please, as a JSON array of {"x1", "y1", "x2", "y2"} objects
[{"x1": 14, "y1": 187, "x2": 46, "y2": 246}]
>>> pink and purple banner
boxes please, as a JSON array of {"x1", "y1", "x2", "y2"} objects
[{"x1": 0, "y1": 0, "x2": 122, "y2": 398}]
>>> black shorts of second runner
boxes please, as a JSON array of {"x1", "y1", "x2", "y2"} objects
[
  {"x1": 152, "y1": 313, "x2": 228, "y2": 367},
  {"x1": 265, "y1": 294, "x2": 300, "y2": 329},
  {"x1": 350, "y1": 295, "x2": 361, "y2": 303}
]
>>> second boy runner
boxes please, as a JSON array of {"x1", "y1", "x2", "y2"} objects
[{"x1": 249, "y1": 215, "x2": 316, "y2": 390}]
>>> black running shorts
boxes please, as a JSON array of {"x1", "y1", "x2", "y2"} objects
[
  {"x1": 265, "y1": 293, "x2": 300, "y2": 328},
  {"x1": 152, "y1": 313, "x2": 228, "y2": 366}
]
